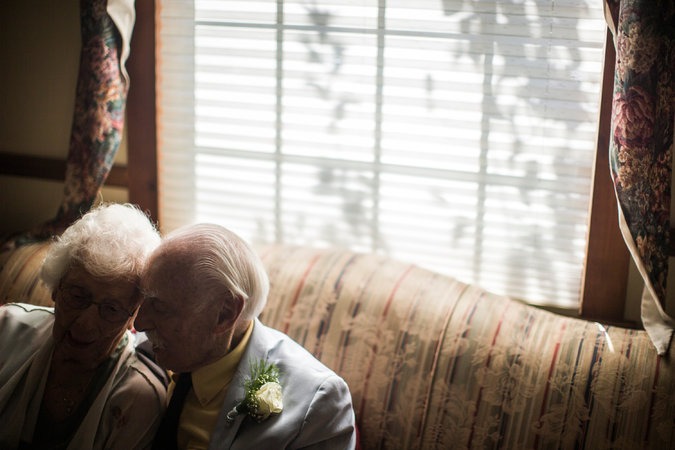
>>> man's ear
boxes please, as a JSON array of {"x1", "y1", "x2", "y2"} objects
[{"x1": 214, "y1": 295, "x2": 245, "y2": 334}]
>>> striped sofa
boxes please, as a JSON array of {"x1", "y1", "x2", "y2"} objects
[{"x1": 1, "y1": 242, "x2": 673, "y2": 449}]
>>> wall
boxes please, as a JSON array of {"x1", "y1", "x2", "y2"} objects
[{"x1": 0, "y1": 0, "x2": 127, "y2": 236}]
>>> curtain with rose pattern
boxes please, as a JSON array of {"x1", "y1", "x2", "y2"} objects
[
  {"x1": 606, "y1": 0, "x2": 675, "y2": 354},
  {"x1": 1, "y1": 0, "x2": 135, "y2": 251}
]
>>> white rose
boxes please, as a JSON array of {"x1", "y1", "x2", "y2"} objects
[{"x1": 254, "y1": 381, "x2": 283, "y2": 419}]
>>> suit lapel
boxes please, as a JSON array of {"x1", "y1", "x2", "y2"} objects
[{"x1": 208, "y1": 320, "x2": 271, "y2": 450}]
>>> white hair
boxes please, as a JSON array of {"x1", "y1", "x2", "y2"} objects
[
  {"x1": 40, "y1": 203, "x2": 161, "y2": 290},
  {"x1": 163, "y1": 223, "x2": 270, "y2": 321}
]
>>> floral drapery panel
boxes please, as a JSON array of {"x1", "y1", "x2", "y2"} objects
[
  {"x1": 1, "y1": 0, "x2": 135, "y2": 251},
  {"x1": 606, "y1": 0, "x2": 675, "y2": 354}
]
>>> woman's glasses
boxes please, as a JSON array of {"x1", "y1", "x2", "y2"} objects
[{"x1": 58, "y1": 285, "x2": 136, "y2": 323}]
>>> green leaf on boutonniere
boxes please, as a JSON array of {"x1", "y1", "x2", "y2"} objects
[{"x1": 226, "y1": 359, "x2": 283, "y2": 424}]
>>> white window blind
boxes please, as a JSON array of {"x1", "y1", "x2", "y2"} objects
[{"x1": 157, "y1": 0, "x2": 607, "y2": 309}]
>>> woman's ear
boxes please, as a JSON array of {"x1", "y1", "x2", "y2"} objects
[{"x1": 214, "y1": 295, "x2": 244, "y2": 334}]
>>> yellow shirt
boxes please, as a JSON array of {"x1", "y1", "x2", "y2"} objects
[{"x1": 176, "y1": 321, "x2": 254, "y2": 450}]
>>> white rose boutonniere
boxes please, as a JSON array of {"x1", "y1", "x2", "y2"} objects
[
  {"x1": 254, "y1": 381, "x2": 283, "y2": 419},
  {"x1": 226, "y1": 359, "x2": 283, "y2": 424}
]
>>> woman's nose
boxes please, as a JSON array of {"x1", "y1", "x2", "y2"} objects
[{"x1": 70, "y1": 304, "x2": 103, "y2": 334}]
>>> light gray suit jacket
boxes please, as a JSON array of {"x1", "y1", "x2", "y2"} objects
[{"x1": 207, "y1": 319, "x2": 357, "y2": 449}]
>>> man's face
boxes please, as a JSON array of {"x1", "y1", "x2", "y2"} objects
[
  {"x1": 135, "y1": 247, "x2": 228, "y2": 373},
  {"x1": 52, "y1": 264, "x2": 139, "y2": 370}
]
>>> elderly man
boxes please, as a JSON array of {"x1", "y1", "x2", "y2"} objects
[{"x1": 135, "y1": 223, "x2": 356, "y2": 449}]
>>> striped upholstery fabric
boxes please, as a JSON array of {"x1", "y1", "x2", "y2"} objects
[
  {"x1": 256, "y1": 245, "x2": 674, "y2": 450},
  {"x1": 0, "y1": 242, "x2": 672, "y2": 448}
]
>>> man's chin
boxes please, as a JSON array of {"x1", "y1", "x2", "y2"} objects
[
  {"x1": 152, "y1": 348, "x2": 176, "y2": 370},
  {"x1": 152, "y1": 345, "x2": 167, "y2": 361},
  {"x1": 146, "y1": 335, "x2": 165, "y2": 356}
]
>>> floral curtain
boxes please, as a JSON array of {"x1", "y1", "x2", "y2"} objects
[
  {"x1": 0, "y1": 0, "x2": 135, "y2": 251},
  {"x1": 606, "y1": 0, "x2": 675, "y2": 354}
]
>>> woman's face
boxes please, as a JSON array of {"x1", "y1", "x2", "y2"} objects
[{"x1": 52, "y1": 264, "x2": 140, "y2": 370}]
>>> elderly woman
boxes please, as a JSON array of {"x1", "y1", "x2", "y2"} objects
[{"x1": 0, "y1": 203, "x2": 167, "y2": 450}]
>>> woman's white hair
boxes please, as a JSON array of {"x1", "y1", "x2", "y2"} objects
[
  {"x1": 164, "y1": 223, "x2": 270, "y2": 321},
  {"x1": 40, "y1": 203, "x2": 161, "y2": 290}
]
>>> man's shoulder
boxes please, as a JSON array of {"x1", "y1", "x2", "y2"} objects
[
  {"x1": 255, "y1": 322, "x2": 331, "y2": 366},
  {"x1": 253, "y1": 321, "x2": 348, "y2": 391},
  {"x1": 222, "y1": 321, "x2": 356, "y2": 450}
]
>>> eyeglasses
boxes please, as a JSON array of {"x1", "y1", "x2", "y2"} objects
[{"x1": 58, "y1": 285, "x2": 136, "y2": 323}]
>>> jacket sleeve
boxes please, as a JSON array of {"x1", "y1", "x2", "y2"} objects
[{"x1": 291, "y1": 375, "x2": 357, "y2": 450}]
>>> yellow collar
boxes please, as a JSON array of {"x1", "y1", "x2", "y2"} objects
[{"x1": 190, "y1": 321, "x2": 254, "y2": 406}]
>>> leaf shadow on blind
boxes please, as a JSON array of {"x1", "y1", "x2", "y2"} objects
[{"x1": 160, "y1": 0, "x2": 605, "y2": 309}]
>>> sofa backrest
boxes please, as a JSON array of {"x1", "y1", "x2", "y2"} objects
[
  {"x1": 257, "y1": 244, "x2": 675, "y2": 450},
  {"x1": 0, "y1": 242, "x2": 53, "y2": 307}
]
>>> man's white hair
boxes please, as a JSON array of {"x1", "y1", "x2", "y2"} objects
[
  {"x1": 163, "y1": 223, "x2": 270, "y2": 321},
  {"x1": 40, "y1": 203, "x2": 161, "y2": 290}
]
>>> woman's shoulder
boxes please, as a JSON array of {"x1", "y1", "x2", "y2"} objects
[
  {"x1": 80, "y1": 334, "x2": 168, "y2": 450},
  {"x1": 1, "y1": 301, "x2": 54, "y2": 316},
  {"x1": 0, "y1": 302, "x2": 54, "y2": 337},
  {"x1": 106, "y1": 333, "x2": 168, "y2": 417}
]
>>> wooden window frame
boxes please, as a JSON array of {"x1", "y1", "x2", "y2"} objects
[
  {"x1": 578, "y1": 30, "x2": 631, "y2": 323},
  {"x1": 126, "y1": 0, "x2": 158, "y2": 223},
  {"x1": 124, "y1": 4, "x2": 630, "y2": 321}
]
